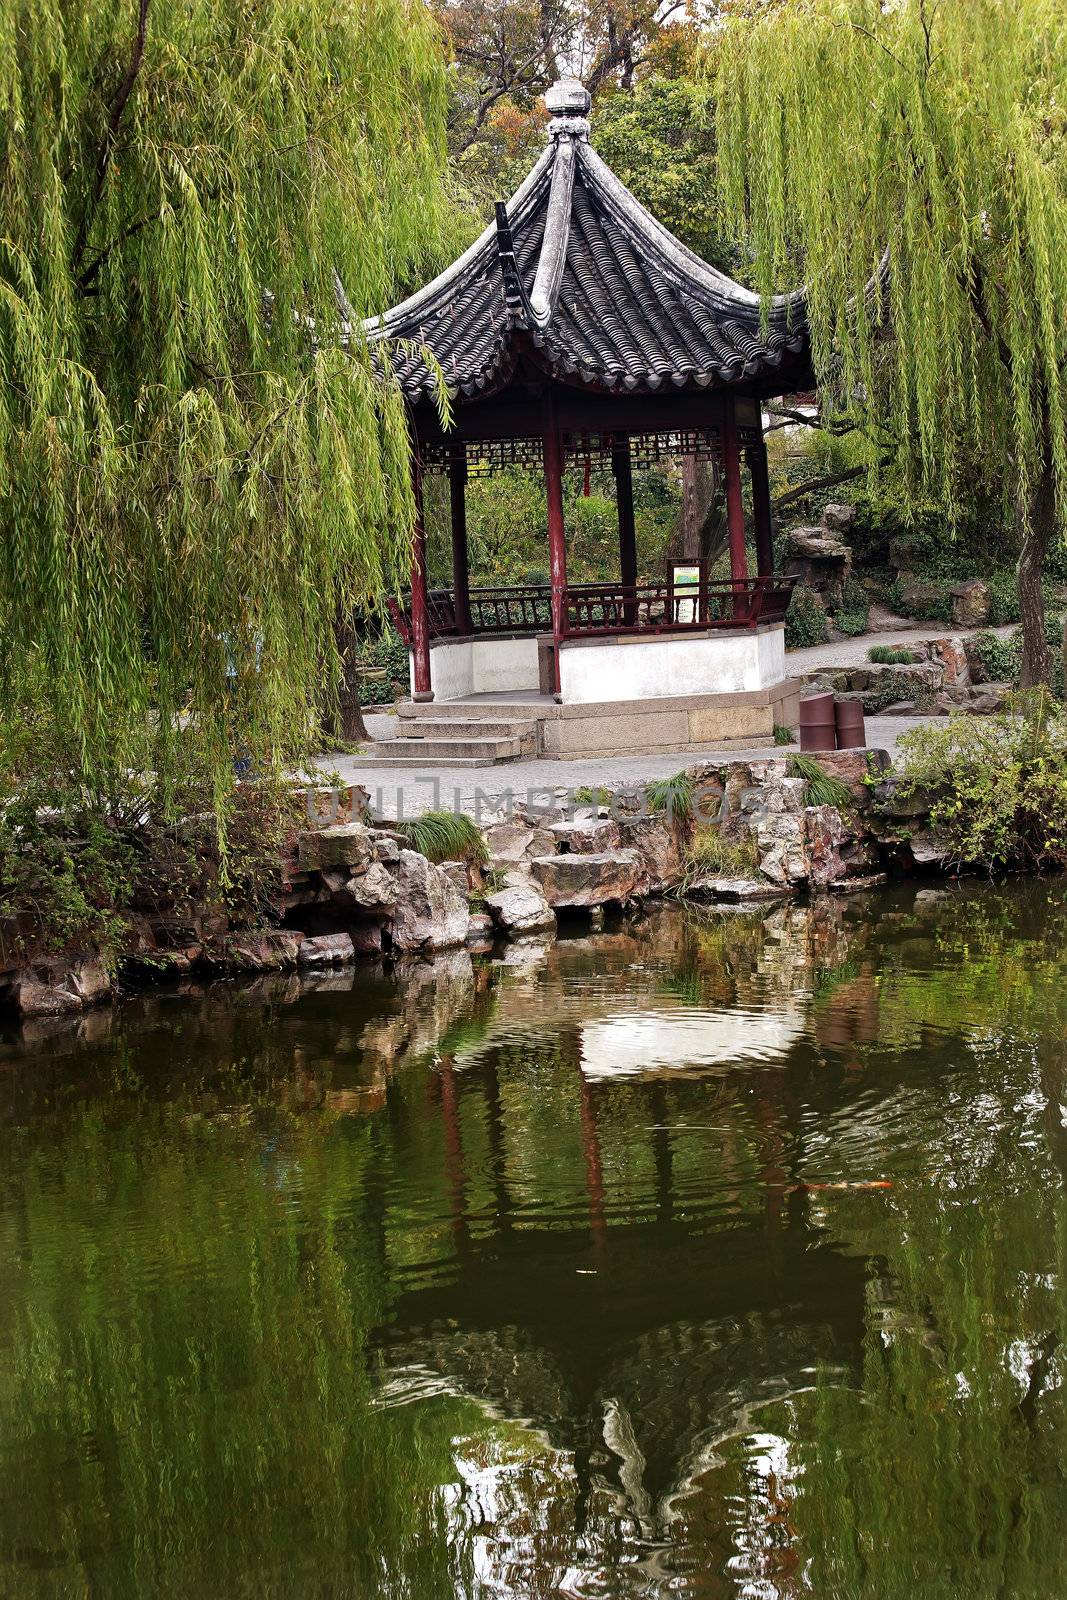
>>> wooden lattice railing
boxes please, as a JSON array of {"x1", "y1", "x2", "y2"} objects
[{"x1": 387, "y1": 576, "x2": 796, "y2": 645}]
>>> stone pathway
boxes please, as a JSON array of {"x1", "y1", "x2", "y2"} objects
[{"x1": 315, "y1": 714, "x2": 937, "y2": 821}]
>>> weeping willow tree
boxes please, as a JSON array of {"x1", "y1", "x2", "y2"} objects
[
  {"x1": 715, "y1": 0, "x2": 1067, "y2": 686},
  {"x1": 0, "y1": 0, "x2": 455, "y2": 808}
]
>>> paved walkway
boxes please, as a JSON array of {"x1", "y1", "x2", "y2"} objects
[
  {"x1": 316, "y1": 619, "x2": 1006, "y2": 820},
  {"x1": 315, "y1": 714, "x2": 935, "y2": 821}
]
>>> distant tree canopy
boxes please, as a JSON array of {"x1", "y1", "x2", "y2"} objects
[
  {"x1": 714, "y1": 0, "x2": 1067, "y2": 685},
  {"x1": 0, "y1": 0, "x2": 455, "y2": 800}
]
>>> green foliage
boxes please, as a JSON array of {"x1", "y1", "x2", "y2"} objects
[
  {"x1": 785, "y1": 584, "x2": 828, "y2": 649},
  {"x1": 425, "y1": 462, "x2": 681, "y2": 587},
  {"x1": 773, "y1": 724, "x2": 796, "y2": 745},
  {"x1": 645, "y1": 770, "x2": 694, "y2": 821},
  {"x1": 592, "y1": 78, "x2": 732, "y2": 270},
  {"x1": 573, "y1": 785, "x2": 612, "y2": 806},
  {"x1": 0, "y1": 0, "x2": 454, "y2": 803},
  {"x1": 716, "y1": 0, "x2": 1067, "y2": 531},
  {"x1": 396, "y1": 810, "x2": 487, "y2": 865},
  {"x1": 887, "y1": 577, "x2": 955, "y2": 624},
  {"x1": 869, "y1": 645, "x2": 919, "y2": 665},
  {"x1": 897, "y1": 693, "x2": 1067, "y2": 871},
  {"x1": 835, "y1": 608, "x2": 869, "y2": 638},
  {"x1": 789, "y1": 754, "x2": 853, "y2": 810},
  {"x1": 358, "y1": 631, "x2": 410, "y2": 706},
  {"x1": 834, "y1": 576, "x2": 870, "y2": 638}
]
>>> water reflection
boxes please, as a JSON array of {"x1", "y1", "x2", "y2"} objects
[{"x1": 1, "y1": 883, "x2": 1066, "y2": 1597}]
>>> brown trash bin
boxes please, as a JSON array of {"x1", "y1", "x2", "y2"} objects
[
  {"x1": 835, "y1": 697, "x2": 867, "y2": 749},
  {"x1": 799, "y1": 692, "x2": 837, "y2": 752}
]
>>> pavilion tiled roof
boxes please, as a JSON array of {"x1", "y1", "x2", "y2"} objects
[{"x1": 363, "y1": 80, "x2": 810, "y2": 403}]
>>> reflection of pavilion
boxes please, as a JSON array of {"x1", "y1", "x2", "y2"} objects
[
  {"x1": 374, "y1": 1199, "x2": 864, "y2": 1552},
  {"x1": 366, "y1": 919, "x2": 867, "y2": 1568}
]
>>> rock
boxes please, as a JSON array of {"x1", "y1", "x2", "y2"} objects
[
  {"x1": 66, "y1": 955, "x2": 112, "y2": 1005},
  {"x1": 872, "y1": 778, "x2": 932, "y2": 819},
  {"x1": 13, "y1": 954, "x2": 114, "y2": 1017},
  {"x1": 686, "y1": 875, "x2": 791, "y2": 902},
  {"x1": 549, "y1": 818, "x2": 621, "y2": 854},
  {"x1": 484, "y1": 876, "x2": 557, "y2": 936},
  {"x1": 220, "y1": 931, "x2": 296, "y2": 971},
  {"x1": 951, "y1": 579, "x2": 991, "y2": 628},
  {"x1": 390, "y1": 850, "x2": 470, "y2": 953},
  {"x1": 298, "y1": 823, "x2": 374, "y2": 874},
  {"x1": 372, "y1": 835, "x2": 400, "y2": 865},
  {"x1": 351, "y1": 924, "x2": 384, "y2": 955},
  {"x1": 528, "y1": 850, "x2": 643, "y2": 908},
  {"x1": 930, "y1": 636, "x2": 971, "y2": 686},
  {"x1": 756, "y1": 812, "x2": 810, "y2": 885},
  {"x1": 484, "y1": 822, "x2": 556, "y2": 867},
  {"x1": 786, "y1": 525, "x2": 852, "y2": 562},
  {"x1": 344, "y1": 860, "x2": 399, "y2": 912},
  {"x1": 827, "y1": 872, "x2": 890, "y2": 894},
  {"x1": 466, "y1": 912, "x2": 495, "y2": 946},
  {"x1": 806, "y1": 804, "x2": 851, "y2": 888},
  {"x1": 882, "y1": 700, "x2": 918, "y2": 715},
  {"x1": 821, "y1": 503, "x2": 856, "y2": 534},
  {"x1": 616, "y1": 815, "x2": 684, "y2": 892},
  {"x1": 964, "y1": 685, "x2": 1009, "y2": 715},
  {"x1": 439, "y1": 860, "x2": 471, "y2": 893},
  {"x1": 909, "y1": 830, "x2": 954, "y2": 866},
  {"x1": 14, "y1": 977, "x2": 83, "y2": 1017},
  {"x1": 784, "y1": 525, "x2": 853, "y2": 608},
  {"x1": 745, "y1": 775, "x2": 808, "y2": 815},
  {"x1": 897, "y1": 579, "x2": 948, "y2": 618},
  {"x1": 298, "y1": 932, "x2": 356, "y2": 967}
]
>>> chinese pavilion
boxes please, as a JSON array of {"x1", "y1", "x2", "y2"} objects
[{"x1": 370, "y1": 80, "x2": 813, "y2": 762}]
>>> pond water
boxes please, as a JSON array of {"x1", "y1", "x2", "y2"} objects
[{"x1": 1, "y1": 882, "x2": 1066, "y2": 1599}]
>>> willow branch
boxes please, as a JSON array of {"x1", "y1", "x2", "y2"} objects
[{"x1": 72, "y1": 0, "x2": 151, "y2": 275}]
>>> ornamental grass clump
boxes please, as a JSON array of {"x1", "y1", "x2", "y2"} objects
[
  {"x1": 896, "y1": 693, "x2": 1067, "y2": 872},
  {"x1": 789, "y1": 754, "x2": 853, "y2": 811},
  {"x1": 396, "y1": 811, "x2": 487, "y2": 866},
  {"x1": 645, "y1": 771, "x2": 695, "y2": 821}
]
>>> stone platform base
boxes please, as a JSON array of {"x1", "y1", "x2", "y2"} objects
[{"x1": 393, "y1": 678, "x2": 802, "y2": 762}]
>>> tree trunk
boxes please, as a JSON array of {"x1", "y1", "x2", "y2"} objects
[
  {"x1": 1016, "y1": 415, "x2": 1056, "y2": 690},
  {"x1": 326, "y1": 613, "x2": 368, "y2": 744},
  {"x1": 680, "y1": 453, "x2": 707, "y2": 559}
]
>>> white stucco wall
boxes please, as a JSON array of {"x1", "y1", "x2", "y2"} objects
[
  {"x1": 412, "y1": 636, "x2": 541, "y2": 700},
  {"x1": 557, "y1": 626, "x2": 786, "y2": 705}
]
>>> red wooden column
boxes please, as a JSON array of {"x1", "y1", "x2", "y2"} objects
[
  {"x1": 721, "y1": 397, "x2": 749, "y2": 619},
  {"x1": 543, "y1": 405, "x2": 569, "y2": 697},
  {"x1": 449, "y1": 447, "x2": 473, "y2": 635},
  {"x1": 747, "y1": 439, "x2": 775, "y2": 578},
  {"x1": 409, "y1": 455, "x2": 433, "y2": 701},
  {"x1": 612, "y1": 436, "x2": 638, "y2": 626}
]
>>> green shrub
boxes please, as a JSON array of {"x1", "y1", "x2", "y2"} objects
[
  {"x1": 645, "y1": 770, "x2": 694, "y2": 820},
  {"x1": 896, "y1": 693, "x2": 1067, "y2": 871},
  {"x1": 836, "y1": 608, "x2": 870, "y2": 637},
  {"x1": 887, "y1": 576, "x2": 955, "y2": 623},
  {"x1": 972, "y1": 630, "x2": 1020, "y2": 683},
  {"x1": 396, "y1": 810, "x2": 487, "y2": 865},
  {"x1": 869, "y1": 645, "x2": 919, "y2": 664},
  {"x1": 773, "y1": 724, "x2": 796, "y2": 745},
  {"x1": 789, "y1": 754, "x2": 853, "y2": 810},
  {"x1": 358, "y1": 630, "x2": 410, "y2": 705},
  {"x1": 785, "y1": 585, "x2": 828, "y2": 648}
]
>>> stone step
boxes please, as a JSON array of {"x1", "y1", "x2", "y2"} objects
[
  {"x1": 397, "y1": 718, "x2": 539, "y2": 753},
  {"x1": 396, "y1": 699, "x2": 557, "y2": 722},
  {"x1": 364, "y1": 735, "x2": 525, "y2": 767}
]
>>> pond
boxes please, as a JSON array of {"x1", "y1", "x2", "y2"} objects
[{"x1": 1, "y1": 882, "x2": 1066, "y2": 1599}]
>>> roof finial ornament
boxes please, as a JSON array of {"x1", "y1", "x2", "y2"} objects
[{"x1": 545, "y1": 77, "x2": 591, "y2": 142}]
